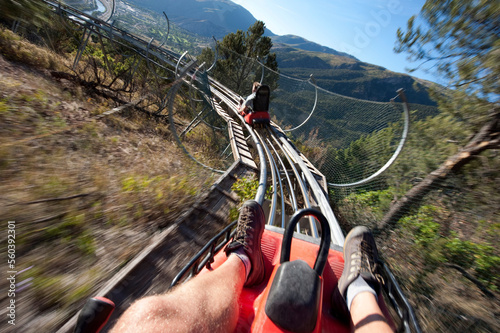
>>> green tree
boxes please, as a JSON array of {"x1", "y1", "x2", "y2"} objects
[
  {"x1": 381, "y1": 0, "x2": 500, "y2": 229},
  {"x1": 395, "y1": 0, "x2": 499, "y2": 100},
  {"x1": 199, "y1": 21, "x2": 278, "y2": 96}
]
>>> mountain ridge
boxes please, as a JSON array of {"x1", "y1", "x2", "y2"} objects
[
  {"x1": 120, "y1": 0, "x2": 437, "y2": 107},
  {"x1": 125, "y1": 0, "x2": 269, "y2": 38},
  {"x1": 272, "y1": 35, "x2": 358, "y2": 61}
]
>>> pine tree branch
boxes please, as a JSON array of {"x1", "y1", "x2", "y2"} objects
[
  {"x1": 378, "y1": 109, "x2": 500, "y2": 230},
  {"x1": 444, "y1": 263, "x2": 496, "y2": 298}
]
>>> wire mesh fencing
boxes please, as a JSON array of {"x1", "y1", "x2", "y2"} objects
[
  {"x1": 4, "y1": 2, "x2": 498, "y2": 331},
  {"x1": 207, "y1": 42, "x2": 500, "y2": 332}
]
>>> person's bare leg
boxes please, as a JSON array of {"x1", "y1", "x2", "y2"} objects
[
  {"x1": 111, "y1": 255, "x2": 245, "y2": 333},
  {"x1": 111, "y1": 200, "x2": 266, "y2": 333},
  {"x1": 351, "y1": 292, "x2": 392, "y2": 333}
]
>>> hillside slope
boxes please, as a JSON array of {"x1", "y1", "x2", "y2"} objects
[
  {"x1": 272, "y1": 34, "x2": 357, "y2": 60},
  {"x1": 125, "y1": 0, "x2": 269, "y2": 38},
  {"x1": 272, "y1": 43, "x2": 437, "y2": 107},
  {"x1": 0, "y1": 28, "x2": 218, "y2": 332},
  {"x1": 119, "y1": 0, "x2": 439, "y2": 110}
]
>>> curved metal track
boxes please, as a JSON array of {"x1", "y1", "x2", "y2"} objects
[
  {"x1": 44, "y1": 0, "x2": 394, "y2": 246},
  {"x1": 282, "y1": 77, "x2": 319, "y2": 133},
  {"x1": 208, "y1": 78, "x2": 345, "y2": 246},
  {"x1": 41, "y1": 2, "x2": 417, "y2": 332},
  {"x1": 328, "y1": 89, "x2": 410, "y2": 188}
]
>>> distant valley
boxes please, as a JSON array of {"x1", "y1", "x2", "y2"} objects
[
  {"x1": 272, "y1": 43, "x2": 436, "y2": 106},
  {"x1": 116, "y1": 0, "x2": 437, "y2": 108},
  {"x1": 125, "y1": 0, "x2": 263, "y2": 39}
]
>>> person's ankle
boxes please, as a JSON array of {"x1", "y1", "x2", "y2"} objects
[
  {"x1": 224, "y1": 200, "x2": 265, "y2": 286},
  {"x1": 230, "y1": 251, "x2": 251, "y2": 281},
  {"x1": 346, "y1": 276, "x2": 377, "y2": 311}
]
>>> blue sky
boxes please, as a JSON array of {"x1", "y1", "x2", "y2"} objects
[{"x1": 231, "y1": 0, "x2": 443, "y2": 84}]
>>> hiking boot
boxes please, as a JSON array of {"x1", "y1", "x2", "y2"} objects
[
  {"x1": 225, "y1": 200, "x2": 265, "y2": 286},
  {"x1": 331, "y1": 226, "x2": 383, "y2": 320}
]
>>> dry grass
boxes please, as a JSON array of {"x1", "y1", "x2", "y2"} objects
[
  {"x1": 0, "y1": 27, "x2": 67, "y2": 71},
  {"x1": 181, "y1": 121, "x2": 232, "y2": 170},
  {"x1": 0, "y1": 31, "x2": 216, "y2": 332}
]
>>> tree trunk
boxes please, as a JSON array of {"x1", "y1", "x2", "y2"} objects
[{"x1": 378, "y1": 111, "x2": 500, "y2": 231}]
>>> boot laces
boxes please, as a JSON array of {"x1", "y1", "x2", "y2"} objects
[
  {"x1": 360, "y1": 240, "x2": 384, "y2": 285},
  {"x1": 233, "y1": 208, "x2": 255, "y2": 247}
]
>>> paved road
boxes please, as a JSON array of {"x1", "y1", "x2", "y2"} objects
[{"x1": 97, "y1": 0, "x2": 113, "y2": 21}]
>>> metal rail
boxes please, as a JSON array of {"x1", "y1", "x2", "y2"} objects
[
  {"x1": 283, "y1": 75, "x2": 319, "y2": 133},
  {"x1": 30, "y1": 2, "x2": 417, "y2": 330},
  {"x1": 208, "y1": 78, "x2": 342, "y2": 244},
  {"x1": 43, "y1": 0, "x2": 183, "y2": 70},
  {"x1": 42, "y1": 0, "x2": 371, "y2": 247},
  {"x1": 179, "y1": 80, "x2": 420, "y2": 332},
  {"x1": 328, "y1": 89, "x2": 410, "y2": 188}
]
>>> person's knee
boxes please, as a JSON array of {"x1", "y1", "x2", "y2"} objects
[
  {"x1": 120, "y1": 296, "x2": 169, "y2": 325},
  {"x1": 130, "y1": 296, "x2": 167, "y2": 316},
  {"x1": 112, "y1": 297, "x2": 164, "y2": 332}
]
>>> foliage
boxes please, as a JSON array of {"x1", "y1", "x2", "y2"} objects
[
  {"x1": 198, "y1": 21, "x2": 279, "y2": 95},
  {"x1": 292, "y1": 128, "x2": 328, "y2": 169},
  {"x1": 395, "y1": 0, "x2": 500, "y2": 100},
  {"x1": 400, "y1": 205, "x2": 441, "y2": 247},
  {"x1": 329, "y1": 95, "x2": 500, "y2": 296},
  {"x1": 400, "y1": 205, "x2": 499, "y2": 290},
  {"x1": 385, "y1": 0, "x2": 500, "y2": 300},
  {"x1": 346, "y1": 189, "x2": 394, "y2": 215},
  {"x1": 231, "y1": 176, "x2": 261, "y2": 202},
  {"x1": 336, "y1": 189, "x2": 395, "y2": 229},
  {"x1": 120, "y1": 174, "x2": 199, "y2": 223},
  {"x1": 0, "y1": 0, "x2": 78, "y2": 55},
  {"x1": 229, "y1": 176, "x2": 272, "y2": 221}
]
